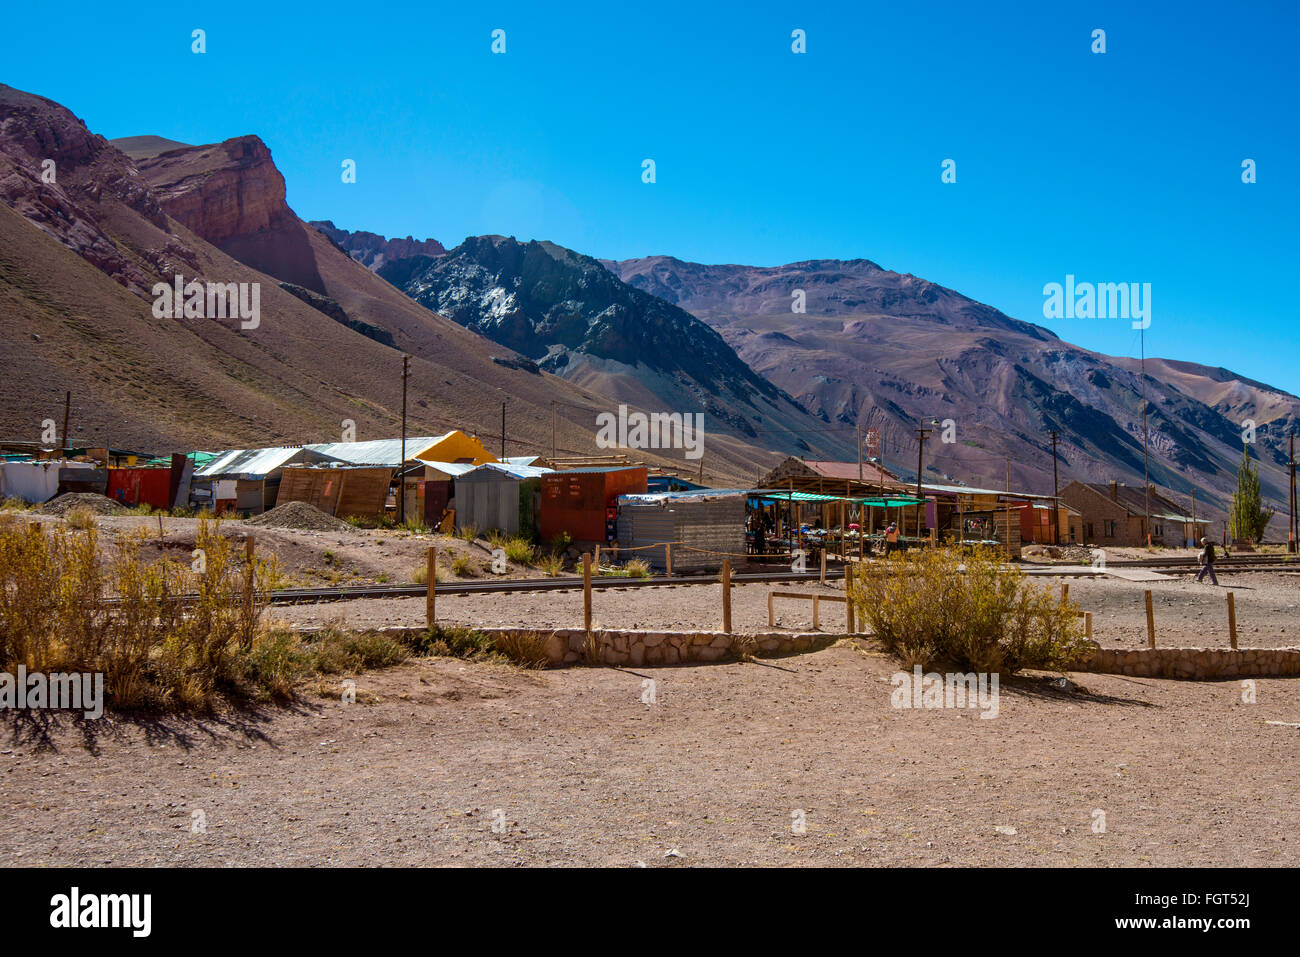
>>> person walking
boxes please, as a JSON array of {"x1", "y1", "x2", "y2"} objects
[
  {"x1": 1195, "y1": 536, "x2": 1219, "y2": 585},
  {"x1": 884, "y1": 521, "x2": 900, "y2": 558}
]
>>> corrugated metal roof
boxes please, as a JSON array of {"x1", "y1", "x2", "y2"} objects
[
  {"x1": 304, "y1": 436, "x2": 444, "y2": 468},
  {"x1": 800, "y1": 460, "x2": 900, "y2": 482},
  {"x1": 420, "y1": 460, "x2": 480, "y2": 478},
  {"x1": 619, "y1": 489, "x2": 749, "y2": 504},
  {"x1": 920, "y1": 482, "x2": 1056, "y2": 500},
  {"x1": 461, "y1": 462, "x2": 554, "y2": 481},
  {"x1": 551, "y1": 465, "x2": 646, "y2": 475},
  {"x1": 195, "y1": 447, "x2": 334, "y2": 480},
  {"x1": 502, "y1": 455, "x2": 539, "y2": 467}
]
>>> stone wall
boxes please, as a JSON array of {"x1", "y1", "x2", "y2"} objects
[
  {"x1": 1082, "y1": 646, "x2": 1300, "y2": 679},
  {"x1": 469, "y1": 627, "x2": 838, "y2": 667}
]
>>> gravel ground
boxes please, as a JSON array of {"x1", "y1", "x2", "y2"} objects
[
  {"x1": 3, "y1": 644, "x2": 1297, "y2": 867},
  {"x1": 270, "y1": 572, "x2": 1300, "y2": 649}
]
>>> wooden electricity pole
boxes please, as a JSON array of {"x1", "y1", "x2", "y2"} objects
[
  {"x1": 61, "y1": 390, "x2": 71, "y2": 453},
  {"x1": 1004, "y1": 455, "x2": 1012, "y2": 559},
  {"x1": 500, "y1": 400, "x2": 506, "y2": 461},
  {"x1": 551, "y1": 400, "x2": 557, "y2": 461},
  {"x1": 1284, "y1": 431, "x2": 1294, "y2": 556},
  {"x1": 1049, "y1": 430, "x2": 1060, "y2": 545},
  {"x1": 399, "y1": 355, "x2": 409, "y2": 524},
  {"x1": 858, "y1": 422, "x2": 864, "y2": 485},
  {"x1": 914, "y1": 426, "x2": 931, "y2": 539}
]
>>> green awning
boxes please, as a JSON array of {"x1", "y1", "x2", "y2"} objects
[{"x1": 750, "y1": 489, "x2": 924, "y2": 507}]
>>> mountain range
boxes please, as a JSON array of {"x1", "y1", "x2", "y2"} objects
[
  {"x1": 602, "y1": 256, "x2": 1298, "y2": 531},
  {"x1": 2, "y1": 82, "x2": 1296, "y2": 532}
]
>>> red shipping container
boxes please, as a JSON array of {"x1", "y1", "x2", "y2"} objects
[
  {"x1": 107, "y1": 468, "x2": 173, "y2": 509},
  {"x1": 539, "y1": 467, "x2": 648, "y2": 544}
]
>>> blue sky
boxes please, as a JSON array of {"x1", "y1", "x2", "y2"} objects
[{"x1": 6, "y1": 1, "x2": 1298, "y2": 392}]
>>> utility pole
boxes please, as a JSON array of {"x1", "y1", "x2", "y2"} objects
[
  {"x1": 857, "y1": 422, "x2": 864, "y2": 485},
  {"x1": 1140, "y1": 327, "x2": 1151, "y2": 549},
  {"x1": 914, "y1": 426, "x2": 931, "y2": 539},
  {"x1": 1284, "y1": 429, "x2": 1294, "y2": 553},
  {"x1": 551, "y1": 401, "x2": 557, "y2": 461},
  {"x1": 501, "y1": 400, "x2": 507, "y2": 461},
  {"x1": 1049, "y1": 429, "x2": 1060, "y2": 545},
  {"x1": 61, "y1": 391, "x2": 71, "y2": 454},
  {"x1": 399, "y1": 355, "x2": 409, "y2": 524},
  {"x1": 1191, "y1": 488, "x2": 1197, "y2": 548},
  {"x1": 1005, "y1": 455, "x2": 1012, "y2": 560}
]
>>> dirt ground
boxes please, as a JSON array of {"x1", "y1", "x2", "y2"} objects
[
  {"x1": 3, "y1": 643, "x2": 1297, "y2": 867},
  {"x1": 7, "y1": 511, "x2": 547, "y2": 588},
  {"x1": 270, "y1": 571, "x2": 1300, "y2": 650},
  {"x1": 4, "y1": 511, "x2": 1297, "y2": 867}
]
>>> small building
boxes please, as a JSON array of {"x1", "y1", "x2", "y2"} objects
[
  {"x1": 758, "y1": 457, "x2": 904, "y2": 497},
  {"x1": 0, "y1": 459, "x2": 103, "y2": 504},
  {"x1": 276, "y1": 465, "x2": 397, "y2": 521},
  {"x1": 455, "y1": 462, "x2": 553, "y2": 537},
  {"x1": 193, "y1": 446, "x2": 339, "y2": 516},
  {"x1": 539, "y1": 466, "x2": 649, "y2": 546},
  {"x1": 107, "y1": 467, "x2": 174, "y2": 510},
  {"x1": 615, "y1": 489, "x2": 748, "y2": 573},
  {"x1": 305, "y1": 431, "x2": 498, "y2": 526},
  {"x1": 1060, "y1": 481, "x2": 1209, "y2": 547},
  {"x1": 1014, "y1": 500, "x2": 1083, "y2": 545}
]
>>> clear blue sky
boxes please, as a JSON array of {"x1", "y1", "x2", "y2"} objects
[{"x1": 7, "y1": 1, "x2": 1298, "y2": 392}]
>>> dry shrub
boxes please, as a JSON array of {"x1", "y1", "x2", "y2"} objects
[
  {"x1": 492, "y1": 630, "x2": 550, "y2": 668},
  {"x1": 537, "y1": 553, "x2": 565, "y2": 577},
  {"x1": 582, "y1": 630, "x2": 603, "y2": 666},
  {"x1": 65, "y1": 507, "x2": 96, "y2": 530},
  {"x1": 850, "y1": 546, "x2": 1090, "y2": 674},
  {"x1": 0, "y1": 516, "x2": 281, "y2": 711}
]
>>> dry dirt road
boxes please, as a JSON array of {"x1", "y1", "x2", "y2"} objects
[{"x1": 3, "y1": 643, "x2": 1297, "y2": 867}]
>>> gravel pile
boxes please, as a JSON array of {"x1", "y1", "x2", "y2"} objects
[
  {"x1": 246, "y1": 501, "x2": 355, "y2": 533},
  {"x1": 37, "y1": 492, "x2": 127, "y2": 516}
]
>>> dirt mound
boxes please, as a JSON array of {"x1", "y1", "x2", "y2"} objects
[
  {"x1": 37, "y1": 493, "x2": 127, "y2": 516},
  {"x1": 246, "y1": 501, "x2": 354, "y2": 533}
]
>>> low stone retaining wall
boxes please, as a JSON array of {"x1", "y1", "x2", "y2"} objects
[
  {"x1": 527, "y1": 628, "x2": 839, "y2": 667},
  {"x1": 1081, "y1": 646, "x2": 1300, "y2": 679},
  {"x1": 361, "y1": 625, "x2": 842, "y2": 667}
]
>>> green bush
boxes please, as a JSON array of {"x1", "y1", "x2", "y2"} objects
[{"x1": 849, "y1": 546, "x2": 1091, "y2": 674}]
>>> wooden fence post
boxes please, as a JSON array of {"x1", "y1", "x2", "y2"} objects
[
  {"x1": 665, "y1": 542, "x2": 673, "y2": 577},
  {"x1": 1227, "y1": 591, "x2": 1237, "y2": 649},
  {"x1": 767, "y1": 589, "x2": 775, "y2": 627},
  {"x1": 1084, "y1": 611, "x2": 1093, "y2": 640},
  {"x1": 820, "y1": 547, "x2": 827, "y2": 584},
  {"x1": 845, "y1": 563, "x2": 855, "y2": 633},
  {"x1": 721, "y1": 558, "x2": 732, "y2": 633},
  {"x1": 583, "y1": 552, "x2": 593, "y2": 635},
  {"x1": 425, "y1": 546, "x2": 436, "y2": 627},
  {"x1": 1144, "y1": 590, "x2": 1155, "y2": 648},
  {"x1": 243, "y1": 534, "x2": 255, "y2": 643},
  {"x1": 594, "y1": 544, "x2": 601, "y2": 571},
  {"x1": 1061, "y1": 582, "x2": 1069, "y2": 604}
]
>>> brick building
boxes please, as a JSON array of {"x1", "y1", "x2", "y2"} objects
[{"x1": 1060, "y1": 481, "x2": 1209, "y2": 547}]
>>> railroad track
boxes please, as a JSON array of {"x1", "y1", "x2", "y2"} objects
[
  {"x1": 1104, "y1": 555, "x2": 1299, "y2": 569},
  {"x1": 271, "y1": 556, "x2": 1298, "y2": 603},
  {"x1": 267, "y1": 568, "x2": 844, "y2": 605}
]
